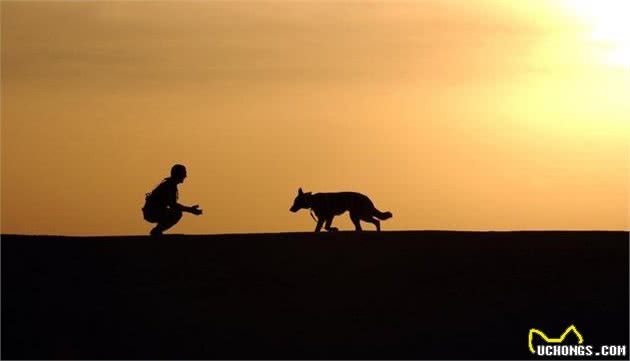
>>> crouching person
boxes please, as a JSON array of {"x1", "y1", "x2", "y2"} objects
[{"x1": 142, "y1": 164, "x2": 202, "y2": 236}]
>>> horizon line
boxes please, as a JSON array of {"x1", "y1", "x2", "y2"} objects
[{"x1": 1, "y1": 229, "x2": 629, "y2": 238}]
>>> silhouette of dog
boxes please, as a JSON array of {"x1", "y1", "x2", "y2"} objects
[{"x1": 290, "y1": 188, "x2": 393, "y2": 232}]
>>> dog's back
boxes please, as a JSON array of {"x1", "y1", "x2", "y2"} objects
[{"x1": 311, "y1": 192, "x2": 374, "y2": 217}]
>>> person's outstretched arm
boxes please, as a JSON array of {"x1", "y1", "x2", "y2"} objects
[
  {"x1": 172, "y1": 201, "x2": 202, "y2": 215},
  {"x1": 167, "y1": 187, "x2": 202, "y2": 215},
  {"x1": 180, "y1": 204, "x2": 202, "y2": 215}
]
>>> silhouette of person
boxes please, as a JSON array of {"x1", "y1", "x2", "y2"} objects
[{"x1": 142, "y1": 164, "x2": 202, "y2": 236}]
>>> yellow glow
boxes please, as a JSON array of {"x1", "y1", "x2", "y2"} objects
[
  {"x1": 2, "y1": 1, "x2": 628, "y2": 235},
  {"x1": 563, "y1": 0, "x2": 630, "y2": 67}
]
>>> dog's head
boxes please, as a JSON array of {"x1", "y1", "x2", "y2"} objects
[{"x1": 290, "y1": 188, "x2": 311, "y2": 212}]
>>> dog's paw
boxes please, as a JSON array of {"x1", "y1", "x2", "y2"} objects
[{"x1": 327, "y1": 227, "x2": 339, "y2": 232}]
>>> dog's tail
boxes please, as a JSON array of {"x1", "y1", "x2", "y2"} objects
[{"x1": 374, "y1": 209, "x2": 393, "y2": 220}]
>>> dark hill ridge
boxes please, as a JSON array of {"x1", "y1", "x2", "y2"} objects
[{"x1": 2, "y1": 231, "x2": 628, "y2": 359}]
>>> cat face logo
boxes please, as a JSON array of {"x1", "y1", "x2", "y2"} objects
[{"x1": 528, "y1": 325, "x2": 584, "y2": 354}]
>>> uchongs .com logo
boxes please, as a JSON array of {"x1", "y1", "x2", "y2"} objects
[{"x1": 528, "y1": 325, "x2": 627, "y2": 357}]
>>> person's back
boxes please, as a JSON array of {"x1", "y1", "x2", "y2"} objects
[
  {"x1": 144, "y1": 178, "x2": 178, "y2": 214},
  {"x1": 142, "y1": 164, "x2": 202, "y2": 236}
]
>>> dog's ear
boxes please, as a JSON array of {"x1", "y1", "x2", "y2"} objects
[{"x1": 298, "y1": 188, "x2": 303, "y2": 195}]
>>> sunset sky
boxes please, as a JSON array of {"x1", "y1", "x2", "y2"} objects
[{"x1": 1, "y1": 0, "x2": 628, "y2": 235}]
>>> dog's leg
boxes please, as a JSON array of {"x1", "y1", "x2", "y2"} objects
[
  {"x1": 364, "y1": 217, "x2": 381, "y2": 232},
  {"x1": 315, "y1": 218, "x2": 325, "y2": 232},
  {"x1": 350, "y1": 213, "x2": 362, "y2": 231},
  {"x1": 324, "y1": 217, "x2": 338, "y2": 232}
]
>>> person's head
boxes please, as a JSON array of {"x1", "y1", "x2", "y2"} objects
[{"x1": 170, "y1": 164, "x2": 187, "y2": 184}]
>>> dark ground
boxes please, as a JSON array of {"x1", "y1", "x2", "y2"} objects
[{"x1": 2, "y1": 231, "x2": 628, "y2": 359}]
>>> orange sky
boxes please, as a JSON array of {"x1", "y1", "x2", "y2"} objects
[{"x1": 1, "y1": 1, "x2": 628, "y2": 235}]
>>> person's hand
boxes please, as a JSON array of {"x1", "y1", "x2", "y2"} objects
[{"x1": 190, "y1": 205, "x2": 203, "y2": 215}]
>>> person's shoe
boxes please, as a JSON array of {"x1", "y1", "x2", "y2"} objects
[{"x1": 150, "y1": 227, "x2": 163, "y2": 237}]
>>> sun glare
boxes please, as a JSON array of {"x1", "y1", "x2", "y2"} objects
[{"x1": 563, "y1": 0, "x2": 630, "y2": 67}]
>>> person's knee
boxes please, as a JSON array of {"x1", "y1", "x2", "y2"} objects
[
  {"x1": 154, "y1": 208, "x2": 183, "y2": 231},
  {"x1": 172, "y1": 209, "x2": 183, "y2": 222},
  {"x1": 164, "y1": 209, "x2": 182, "y2": 227}
]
